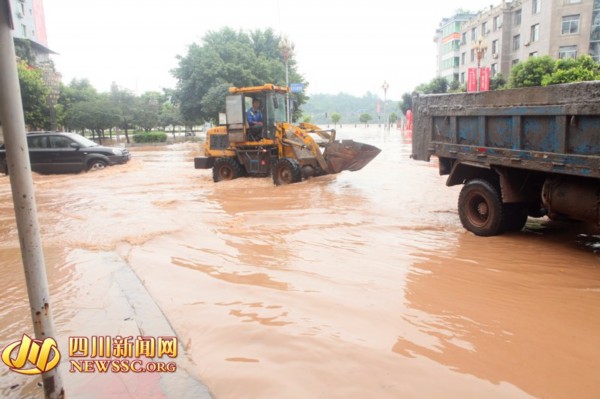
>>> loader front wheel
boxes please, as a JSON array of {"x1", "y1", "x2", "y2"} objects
[
  {"x1": 273, "y1": 158, "x2": 302, "y2": 185},
  {"x1": 213, "y1": 157, "x2": 243, "y2": 182}
]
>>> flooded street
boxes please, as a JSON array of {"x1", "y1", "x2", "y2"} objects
[{"x1": 1, "y1": 127, "x2": 600, "y2": 398}]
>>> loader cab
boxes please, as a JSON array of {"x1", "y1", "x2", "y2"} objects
[{"x1": 225, "y1": 89, "x2": 288, "y2": 142}]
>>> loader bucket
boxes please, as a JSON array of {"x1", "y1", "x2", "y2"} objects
[{"x1": 323, "y1": 140, "x2": 381, "y2": 174}]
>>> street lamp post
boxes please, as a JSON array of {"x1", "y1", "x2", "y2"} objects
[
  {"x1": 472, "y1": 38, "x2": 488, "y2": 92},
  {"x1": 278, "y1": 35, "x2": 295, "y2": 123},
  {"x1": 381, "y1": 80, "x2": 389, "y2": 130}
]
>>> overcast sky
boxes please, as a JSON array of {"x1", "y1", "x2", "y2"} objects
[{"x1": 43, "y1": 0, "x2": 493, "y2": 100}]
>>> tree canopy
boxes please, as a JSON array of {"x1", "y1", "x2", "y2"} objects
[
  {"x1": 17, "y1": 61, "x2": 50, "y2": 130},
  {"x1": 508, "y1": 55, "x2": 555, "y2": 88},
  {"x1": 171, "y1": 27, "x2": 308, "y2": 124}
]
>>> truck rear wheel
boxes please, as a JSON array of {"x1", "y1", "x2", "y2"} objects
[
  {"x1": 458, "y1": 179, "x2": 504, "y2": 236},
  {"x1": 213, "y1": 158, "x2": 243, "y2": 182},
  {"x1": 272, "y1": 158, "x2": 302, "y2": 185}
]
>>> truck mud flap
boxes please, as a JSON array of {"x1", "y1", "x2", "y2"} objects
[
  {"x1": 323, "y1": 140, "x2": 381, "y2": 174},
  {"x1": 194, "y1": 157, "x2": 215, "y2": 169}
]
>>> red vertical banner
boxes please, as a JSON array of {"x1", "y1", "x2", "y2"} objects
[
  {"x1": 467, "y1": 68, "x2": 477, "y2": 92},
  {"x1": 377, "y1": 99, "x2": 381, "y2": 114},
  {"x1": 480, "y1": 67, "x2": 491, "y2": 92}
]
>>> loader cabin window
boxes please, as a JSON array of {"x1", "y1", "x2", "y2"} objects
[
  {"x1": 242, "y1": 92, "x2": 287, "y2": 141},
  {"x1": 246, "y1": 98, "x2": 264, "y2": 141}
]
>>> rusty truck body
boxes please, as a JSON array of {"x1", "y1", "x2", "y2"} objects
[{"x1": 411, "y1": 81, "x2": 600, "y2": 236}]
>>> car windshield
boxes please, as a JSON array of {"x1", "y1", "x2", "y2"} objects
[{"x1": 67, "y1": 133, "x2": 99, "y2": 147}]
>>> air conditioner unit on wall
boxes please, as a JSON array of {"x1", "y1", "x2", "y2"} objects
[
  {"x1": 492, "y1": 53, "x2": 499, "y2": 59},
  {"x1": 524, "y1": 42, "x2": 530, "y2": 46}
]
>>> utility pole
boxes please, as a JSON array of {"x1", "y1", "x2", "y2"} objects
[
  {"x1": 0, "y1": 2, "x2": 64, "y2": 398},
  {"x1": 382, "y1": 80, "x2": 389, "y2": 130},
  {"x1": 278, "y1": 35, "x2": 295, "y2": 123}
]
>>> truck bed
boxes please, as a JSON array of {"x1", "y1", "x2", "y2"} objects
[{"x1": 411, "y1": 81, "x2": 600, "y2": 178}]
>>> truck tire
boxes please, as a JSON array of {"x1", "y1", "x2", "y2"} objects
[
  {"x1": 272, "y1": 158, "x2": 302, "y2": 185},
  {"x1": 502, "y1": 203, "x2": 528, "y2": 232},
  {"x1": 213, "y1": 157, "x2": 243, "y2": 182},
  {"x1": 458, "y1": 179, "x2": 504, "y2": 236}
]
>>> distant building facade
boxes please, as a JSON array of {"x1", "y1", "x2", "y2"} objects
[
  {"x1": 434, "y1": 12, "x2": 477, "y2": 82},
  {"x1": 10, "y1": 0, "x2": 54, "y2": 63},
  {"x1": 436, "y1": 0, "x2": 600, "y2": 84}
]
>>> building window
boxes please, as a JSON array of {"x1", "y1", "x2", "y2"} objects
[
  {"x1": 492, "y1": 39, "x2": 499, "y2": 54},
  {"x1": 512, "y1": 59, "x2": 520, "y2": 66},
  {"x1": 491, "y1": 63, "x2": 498, "y2": 76},
  {"x1": 513, "y1": 34, "x2": 521, "y2": 51},
  {"x1": 531, "y1": 24, "x2": 540, "y2": 42},
  {"x1": 21, "y1": 24, "x2": 26, "y2": 37},
  {"x1": 562, "y1": 15, "x2": 580, "y2": 34},
  {"x1": 460, "y1": 72, "x2": 465, "y2": 83},
  {"x1": 482, "y1": 21, "x2": 488, "y2": 35},
  {"x1": 559, "y1": 45, "x2": 577, "y2": 58},
  {"x1": 532, "y1": 0, "x2": 541, "y2": 14},
  {"x1": 530, "y1": 51, "x2": 538, "y2": 57},
  {"x1": 493, "y1": 16, "x2": 502, "y2": 30},
  {"x1": 565, "y1": 0, "x2": 581, "y2": 3},
  {"x1": 461, "y1": 32, "x2": 467, "y2": 45},
  {"x1": 592, "y1": 11, "x2": 600, "y2": 41},
  {"x1": 461, "y1": 52, "x2": 466, "y2": 65},
  {"x1": 471, "y1": 27, "x2": 477, "y2": 41},
  {"x1": 515, "y1": 9, "x2": 522, "y2": 25},
  {"x1": 471, "y1": 49, "x2": 475, "y2": 62}
]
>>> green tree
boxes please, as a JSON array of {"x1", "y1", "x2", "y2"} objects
[
  {"x1": 135, "y1": 91, "x2": 162, "y2": 132},
  {"x1": 302, "y1": 115, "x2": 312, "y2": 123},
  {"x1": 541, "y1": 55, "x2": 600, "y2": 86},
  {"x1": 17, "y1": 61, "x2": 50, "y2": 130},
  {"x1": 60, "y1": 79, "x2": 99, "y2": 131},
  {"x1": 416, "y1": 76, "x2": 448, "y2": 94},
  {"x1": 199, "y1": 82, "x2": 231, "y2": 125},
  {"x1": 399, "y1": 92, "x2": 412, "y2": 115},
  {"x1": 65, "y1": 94, "x2": 120, "y2": 140},
  {"x1": 110, "y1": 86, "x2": 137, "y2": 143},
  {"x1": 490, "y1": 73, "x2": 507, "y2": 90},
  {"x1": 171, "y1": 27, "x2": 307, "y2": 124},
  {"x1": 14, "y1": 38, "x2": 35, "y2": 65},
  {"x1": 359, "y1": 113, "x2": 372, "y2": 126},
  {"x1": 509, "y1": 55, "x2": 555, "y2": 88},
  {"x1": 331, "y1": 112, "x2": 341, "y2": 127},
  {"x1": 388, "y1": 112, "x2": 398, "y2": 124},
  {"x1": 159, "y1": 103, "x2": 184, "y2": 137}
]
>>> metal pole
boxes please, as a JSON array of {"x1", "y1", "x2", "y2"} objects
[
  {"x1": 0, "y1": 4, "x2": 64, "y2": 399},
  {"x1": 285, "y1": 57, "x2": 290, "y2": 123}
]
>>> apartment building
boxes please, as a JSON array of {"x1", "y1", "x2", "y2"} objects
[
  {"x1": 10, "y1": 0, "x2": 54, "y2": 63},
  {"x1": 436, "y1": 0, "x2": 599, "y2": 84},
  {"x1": 434, "y1": 12, "x2": 477, "y2": 82}
]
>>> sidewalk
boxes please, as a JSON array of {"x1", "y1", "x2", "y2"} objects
[{"x1": 55, "y1": 249, "x2": 212, "y2": 399}]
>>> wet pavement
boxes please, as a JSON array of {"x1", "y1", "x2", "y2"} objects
[{"x1": 1, "y1": 126, "x2": 599, "y2": 398}]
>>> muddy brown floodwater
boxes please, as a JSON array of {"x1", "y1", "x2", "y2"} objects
[{"x1": 1, "y1": 127, "x2": 600, "y2": 399}]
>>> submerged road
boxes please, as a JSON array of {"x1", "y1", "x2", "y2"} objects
[{"x1": 1, "y1": 126, "x2": 599, "y2": 398}]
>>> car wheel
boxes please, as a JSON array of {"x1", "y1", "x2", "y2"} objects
[{"x1": 87, "y1": 159, "x2": 107, "y2": 171}]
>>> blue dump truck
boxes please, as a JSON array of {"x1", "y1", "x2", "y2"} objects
[{"x1": 411, "y1": 81, "x2": 600, "y2": 236}]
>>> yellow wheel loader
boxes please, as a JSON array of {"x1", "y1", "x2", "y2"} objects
[{"x1": 194, "y1": 84, "x2": 381, "y2": 185}]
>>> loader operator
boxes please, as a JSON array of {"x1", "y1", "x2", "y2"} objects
[{"x1": 247, "y1": 98, "x2": 264, "y2": 141}]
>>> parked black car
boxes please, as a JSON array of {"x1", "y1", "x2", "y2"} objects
[{"x1": 0, "y1": 131, "x2": 130, "y2": 175}]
